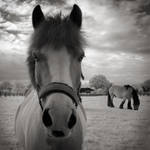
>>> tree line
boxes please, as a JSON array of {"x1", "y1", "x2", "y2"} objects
[
  {"x1": 1, "y1": 76, "x2": 150, "y2": 97},
  {"x1": 0, "y1": 81, "x2": 29, "y2": 97}
]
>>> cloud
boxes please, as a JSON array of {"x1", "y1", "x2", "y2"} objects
[
  {"x1": 0, "y1": 0, "x2": 150, "y2": 84},
  {"x1": 82, "y1": 0, "x2": 150, "y2": 54},
  {"x1": 82, "y1": 47, "x2": 150, "y2": 84},
  {"x1": 76, "y1": 0, "x2": 150, "y2": 84},
  {"x1": 16, "y1": 0, "x2": 67, "y2": 5},
  {"x1": 0, "y1": 52, "x2": 28, "y2": 80}
]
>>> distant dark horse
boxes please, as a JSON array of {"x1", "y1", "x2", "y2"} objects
[{"x1": 107, "y1": 85, "x2": 140, "y2": 110}]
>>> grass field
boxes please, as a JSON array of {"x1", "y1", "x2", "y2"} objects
[{"x1": 0, "y1": 95, "x2": 150, "y2": 150}]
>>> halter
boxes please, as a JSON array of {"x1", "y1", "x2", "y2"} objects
[
  {"x1": 38, "y1": 82, "x2": 80, "y2": 110},
  {"x1": 34, "y1": 59, "x2": 81, "y2": 110}
]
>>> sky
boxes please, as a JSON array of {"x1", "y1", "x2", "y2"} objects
[{"x1": 0, "y1": 0, "x2": 150, "y2": 84}]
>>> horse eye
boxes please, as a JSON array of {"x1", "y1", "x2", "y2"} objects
[
  {"x1": 78, "y1": 54, "x2": 84, "y2": 62},
  {"x1": 32, "y1": 52, "x2": 39, "y2": 62}
]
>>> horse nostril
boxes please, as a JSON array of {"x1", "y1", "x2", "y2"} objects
[
  {"x1": 52, "y1": 130, "x2": 65, "y2": 137},
  {"x1": 68, "y1": 112, "x2": 77, "y2": 129},
  {"x1": 42, "y1": 109, "x2": 52, "y2": 127}
]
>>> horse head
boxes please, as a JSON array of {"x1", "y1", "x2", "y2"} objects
[{"x1": 27, "y1": 4, "x2": 85, "y2": 138}]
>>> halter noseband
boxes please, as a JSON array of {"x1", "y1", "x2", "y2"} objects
[{"x1": 37, "y1": 82, "x2": 80, "y2": 110}]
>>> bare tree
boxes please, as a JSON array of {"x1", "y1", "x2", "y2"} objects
[
  {"x1": 14, "y1": 82, "x2": 26, "y2": 95},
  {"x1": 89, "y1": 75, "x2": 112, "y2": 90},
  {"x1": 142, "y1": 79, "x2": 150, "y2": 92},
  {"x1": 0, "y1": 81, "x2": 13, "y2": 96}
]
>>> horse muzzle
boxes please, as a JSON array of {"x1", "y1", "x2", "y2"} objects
[
  {"x1": 42, "y1": 107, "x2": 77, "y2": 138},
  {"x1": 38, "y1": 82, "x2": 80, "y2": 138}
]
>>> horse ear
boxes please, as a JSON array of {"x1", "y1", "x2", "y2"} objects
[
  {"x1": 70, "y1": 4, "x2": 82, "y2": 28},
  {"x1": 32, "y1": 5, "x2": 45, "y2": 29}
]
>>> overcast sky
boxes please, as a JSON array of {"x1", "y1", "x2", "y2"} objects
[{"x1": 0, "y1": 0, "x2": 150, "y2": 84}]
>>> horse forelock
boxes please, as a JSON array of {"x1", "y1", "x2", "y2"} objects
[
  {"x1": 124, "y1": 84, "x2": 132, "y2": 89},
  {"x1": 29, "y1": 13, "x2": 85, "y2": 54}
]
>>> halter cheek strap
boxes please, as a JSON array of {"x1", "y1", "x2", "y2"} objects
[{"x1": 34, "y1": 58, "x2": 41, "y2": 92}]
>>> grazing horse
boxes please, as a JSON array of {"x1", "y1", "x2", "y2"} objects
[
  {"x1": 15, "y1": 4, "x2": 87, "y2": 150},
  {"x1": 107, "y1": 84, "x2": 140, "y2": 110}
]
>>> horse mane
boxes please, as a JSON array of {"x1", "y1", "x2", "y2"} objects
[
  {"x1": 124, "y1": 84, "x2": 140, "y2": 106},
  {"x1": 124, "y1": 84, "x2": 132, "y2": 89},
  {"x1": 27, "y1": 13, "x2": 85, "y2": 89}
]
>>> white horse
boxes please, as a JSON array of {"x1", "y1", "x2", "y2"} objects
[{"x1": 15, "y1": 4, "x2": 87, "y2": 150}]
